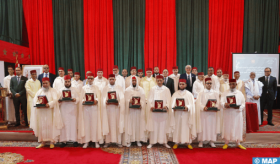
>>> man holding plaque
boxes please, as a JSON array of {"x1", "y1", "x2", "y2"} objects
[
  {"x1": 124, "y1": 77, "x2": 146, "y2": 147},
  {"x1": 93, "y1": 68, "x2": 108, "y2": 92},
  {"x1": 192, "y1": 72, "x2": 205, "y2": 99},
  {"x1": 53, "y1": 67, "x2": 65, "y2": 93},
  {"x1": 171, "y1": 79, "x2": 196, "y2": 149},
  {"x1": 72, "y1": 72, "x2": 83, "y2": 92},
  {"x1": 146, "y1": 75, "x2": 174, "y2": 149},
  {"x1": 169, "y1": 66, "x2": 181, "y2": 92},
  {"x1": 101, "y1": 74, "x2": 125, "y2": 148},
  {"x1": 196, "y1": 78, "x2": 220, "y2": 148},
  {"x1": 221, "y1": 79, "x2": 246, "y2": 150},
  {"x1": 113, "y1": 65, "x2": 125, "y2": 91},
  {"x1": 78, "y1": 73, "x2": 103, "y2": 148},
  {"x1": 125, "y1": 66, "x2": 141, "y2": 89},
  {"x1": 140, "y1": 68, "x2": 156, "y2": 99},
  {"x1": 31, "y1": 77, "x2": 63, "y2": 149}
]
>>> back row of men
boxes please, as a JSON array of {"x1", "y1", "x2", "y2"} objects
[{"x1": 3, "y1": 64, "x2": 276, "y2": 149}]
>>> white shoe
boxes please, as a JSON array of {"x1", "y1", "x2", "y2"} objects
[
  {"x1": 164, "y1": 143, "x2": 171, "y2": 149},
  {"x1": 137, "y1": 142, "x2": 142, "y2": 147},
  {"x1": 209, "y1": 141, "x2": 216, "y2": 148},
  {"x1": 83, "y1": 143, "x2": 88, "y2": 149},
  {"x1": 127, "y1": 143, "x2": 131, "y2": 147},
  {"x1": 103, "y1": 143, "x2": 109, "y2": 148},
  {"x1": 117, "y1": 144, "x2": 123, "y2": 148},
  {"x1": 95, "y1": 142, "x2": 100, "y2": 148},
  {"x1": 147, "y1": 144, "x2": 153, "y2": 149},
  {"x1": 198, "y1": 142, "x2": 203, "y2": 148}
]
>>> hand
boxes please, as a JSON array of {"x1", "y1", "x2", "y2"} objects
[
  {"x1": 15, "y1": 93, "x2": 20, "y2": 98},
  {"x1": 94, "y1": 100, "x2": 98, "y2": 105},
  {"x1": 83, "y1": 101, "x2": 85, "y2": 104},
  {"x1": 224, "y1": 103, "x2": 230, "y2": 108},
  {"x1": 233, "y1": 106, "x2": 240, "y2": 109},
  {"x1": 204, "y1": 106, "x2": 208, "y2": 111},
  {"x1": 106, "y1": 100, "x2": 109, "y2": 105},
  {"x1": 151, "y1": 107, "x2": 155, "y2": 111},
  {"x1": 45, "y1": 103, "x2": 50, "y2": 108},
  {"x1": 72, "y1": 98, "x2": 76, "y2": 102},
  {"x1": 129, "y1": 99, "x2": 133, "y2": 104},
  {"x1": 184, "y1": 106, "x2": 188, "y2": 111},
  {"x1": 58, "y1": 100, "x2": 62, "y2": 103},
  {"x1": 163, "y1": 106, "x2": 168, "y2": 111}
]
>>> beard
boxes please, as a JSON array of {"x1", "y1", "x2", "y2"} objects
[
  {"x1": 42, "y1": 87, "x2": 49, "y2": 91},
  {"x1": 133, "y1": 84, "x2": 136, "y2": 87},
  {"x1": 230, "y1": 88, "x2": 236, "y2": 92},
  {"x1": 65, "y1": 84, "x2": 71, "y2": 88},
  {"x1": 179, "y1": 87, "x2": 184, "y2": 90}
]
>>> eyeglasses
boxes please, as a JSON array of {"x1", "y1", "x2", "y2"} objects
[
  {"x1": 206, "y1": 83, "x2": 212, "y2": 85},
  {"x1": 87, "y1": 78, "x2": 94, "y2": 80},
  {"x1": 264, "y1": 71, "x2": 271, "y2": 72}
]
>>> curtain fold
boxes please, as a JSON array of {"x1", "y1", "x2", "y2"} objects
[
  {"x1": 23, "y1": 0, "x2": 56, "y2": 74},
  {"x1": 113, "y1": 0, "x2": 145, "y2": 74},
  {"x1": 208, "y1": 0, "x2": 244, "y2": 78},
  {"x1": 53, "y1": 0, "x2": 85, "y2": 79},
  {"x1": 0, "y1": 0, "x2": 22, "y2": 45},
  {"x1": 84, "y1": 0, "x2": 114, "y2": 78},
  {"x1": 176, "y1": 0, "x2": 208, "y2": 74},
  {"x1": 144, "y1": 0, "x2": 177, "y2": 73},
  {"x1": 243, "y1": 0, "x2": 279, "y2": 53}
]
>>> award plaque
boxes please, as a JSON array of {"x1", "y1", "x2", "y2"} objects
[
  {"x1": 34, "y1": 95, "x2": 48, "y2": 107},
  {"x1": 108, "y1": 91, "x2": 118, "y2": 103},
  {"x1": 129, "y1": 96, "x2": 141, "y2": 108},
  {"x1": 172, "y1": 98, "x2": 185, "y2": 110},
  {"x1": 83, "y1": 93, "x2": 94, "y2": 105},
  {"x1": 206, "y1": 99, "x2": 219, "y2": 111},
  {"x1": 60, "y1": 90, "x2": 73, "y2": 101},
  {"x1": 153, "y1": 100, "x2": 166, "y2": 112},
  {"x1": 0, "y1": 88, "x2": 7, "y2": 98},
  {"x1": 226, "y1": 95, "x2": 240, "y2": 108}
]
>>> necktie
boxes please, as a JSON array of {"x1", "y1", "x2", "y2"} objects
[
  {"x1": 17, "y1": 77, "x2": 20, "y2": 85},
  {"x1": 187, "y1": 75, "x2": 190, "y2": 86},
  {"x1": 265, "y1": 76, "x2": 269, "y2": 87},
  {"x1": 44, "y1": 73, "x2": 47, "y2": 77},
  {"x1": 164, "y1": 78, "x2": 167, "y2": 85}
]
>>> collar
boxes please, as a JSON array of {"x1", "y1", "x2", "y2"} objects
[
  {"x1": 186, "y1": 73, "x2": 191, "y2": 76},
  {"x1": 109, "y1": 84, "x2": 115, "y2": 88},
  {"x1": 44, "y1": 72, "x2": 49, "y2": 74},
  {"x1": 204, "y1": 89, "x2": 213, "y2": 93},
  {"x1": 16, "y1": 75, "x2": 21, "y2": 78},
  {"x1": 156, "y1": 85, "x2": 163, "y2": 89},
  {"x1": 32, "y1": 78, "x2": 37, "y2": 82}
]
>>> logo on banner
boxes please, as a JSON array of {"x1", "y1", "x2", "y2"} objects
[{"x1": 253, "y1": 158, "x2": 280, "y2": 164}]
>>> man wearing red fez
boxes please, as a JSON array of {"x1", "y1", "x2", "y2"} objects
[
  {"x1": 221, "y1": 79, "x2": 246, "y2": 150},
  {"x1": 191, "y1": 67, "x2": 198, "y2": 79},
  {"x1": 93, "y1": 68, "x2": 108, "y2": 92},
  {"x1": 78, "y1": 72, "x2": 102, "y2": 148},
  {"x1": 196, "y1": 77, "x2": 220, "y2": 148},
  {"x1": 38, "y1": 64, "x2": 56, "y2": 87},
  {"x1": 113, "y1": 65, "x2": 125, "y2": 91},
  {"x1": 67, "y1": 69, "x2": 74, "y2": 81},
  {"x1": 53, "y1": 67, "x2": 65, "y2": 93},
  {"x1": 162, "y1": 69, "x2": 175, "y2": 95},
  {"x1": 25, "y1": 70, "x2": 41, "y2": 124},
  {"x1": 192, "y1": 72, "x2": 205, "y2": 99},
  {"x1": 58, "y1": 75, "x2": 80, "y2": 148},
  {"x1": 3, "y1": 65, "x2": 16, "y2": 123},
  {"x1": 72, "y1": 72, "x2": 83, "y2": 92},
  {"x1": 146, "y1": 74, "x2": 173, "y2": 149},
  {"x1": 140, "y1": 68, "x2": 157, "y2": 99},
  {"x1": 33, "y1": 77, "x2": 63, "y2": 149},
  {"x1": 102, "y1": 74, "x2": 125, "y2": 148},
  {"x1": 220, "y1": 71, "x2": 230, "y2": 96},
  {"x1": 234, "y1": 71, "x2": 246, "y2": 99},
  {"x1": 204, "y1": 67, "x2": 220, "y2": 92},
  {"x1": 171, "y1": 78, "x2": 196, "y2": 150},
  {"x1": 179, "y1": 65, "x2": 196, "y2": 93},
  {"x1": 83, "y1": 71, "x2": 92, "y2": 86},
  {"x1": 124, "y1": 75, "x2": 146, "y2": 147},
  {"x1": 169, "y1": 66, "x2": 181, "y2": 92},
  {"x1": 217, "y1": 68, "x2": 223, "y2": 81},
  {"x1": 125, "y1": 66, "x2": 140, "y2": 89},
  {"x1": 137, "y1": 69, "x2": 144, "y2": 80},
  {"x1": 152, "y1": 66, "x2": 160, "y2": 77}
]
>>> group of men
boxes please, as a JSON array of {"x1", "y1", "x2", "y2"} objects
[{"x1": 3, "y1": 64, "x2": 277, "y2": 150}]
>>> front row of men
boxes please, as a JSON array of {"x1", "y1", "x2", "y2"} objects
[{"x1": 32, "y1": 72, "x2": 246, "y2": 150}]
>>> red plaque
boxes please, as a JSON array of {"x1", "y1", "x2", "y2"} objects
[
  {"x1": 206, "y1": 99, "x2": 218, "y2": 111},
  {"x1": 173, "y1": 98, "x2": 185, "y2": 110},
  {"x1": 226, "y1": 95, "x2": 240, "y2": 107},
  {"x1": 35, "y1": 95, "x2": 48, "y2": 107},
  {"x1": 132, "y1": 97, "x2": 141, "y2": 106},
  {"x1": 86, "y1": 93, "x2": 94, "y2": 102},
  {"x1": 153, "y1": 100, "x2": 166, "y2": 112},
  {"x1": 108, "y1": 91, "x2": 118, "y2": 103},
  {"x1": 62, "y1": 90, "x2": 72, "y2": 98}
]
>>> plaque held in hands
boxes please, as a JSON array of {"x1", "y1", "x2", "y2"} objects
[
  {"x1": 34, "y1": 95, "x2": 48, "y2": 107},
  {"x1": 206, "y1": 99, "x2": 219, "y2": 111},
  {"x1": 108, "y1": 91, "x2": 118, "y2": 104},
  {"x1": 172, "y1": 98, "x2": 185, "y2": 110},
  {"x1": 83, "y1": 93, "x2": 94, "y2": 105},
  {"x1": 130, "y1": 97, "x2": 141, "y2": 108},
  {"x1": 153, "y1": 100, "x2": 166, "y2": 112},
  {"x1": 60, "y1": 90, "x2": 73, "y2": 101},
  {"x1": 226, "y1": 95, "x2": 240, "y2": 108}
]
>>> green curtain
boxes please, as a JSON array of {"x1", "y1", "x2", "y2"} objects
[
  {"x1": 243, "y1": 0, "x2": 279, "y2": 53},
  {"x1": 52, "y1": 0, "x2": 85, "y2": 79},
  {"x1": 113, "y1": 0, "x2": 145, "y2": 75},
  {"x1": 0, "y1": 0, "x2": 22, "y2": 45},
  {"x1": 176, "y1": 0, "x2": 209, "y2": 74}
]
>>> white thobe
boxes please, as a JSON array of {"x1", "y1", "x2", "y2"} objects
[
  {"x1": 140, "y1": 76, "x2": 156, "y2": 99},
  {"x1": 93, "y1": 77, "x2": 108, "y2": 92},
  {"x1": 146, "y1": 85, "x2": 174, "y2": 144},
  {"x1": 25, "y1": 79, "x2": 41, "y2": 123},
  {"x1": 72, "y1": 80, "x2": 83, "y2": 94},
  {"x1": 3, "y1": 75, "x2": 16, "y2": 122},
  {"x1": 245, "y1": 79, "x2": 263, "y2": 125},
  {"x1": 192, "y1": 79, "x2": 205, "y2": 99},
  {"x1": 58, "y1": 87, "x2": 80, "y2": 142},
  {"x1": 53, "y1": 76, "x2": 65, "y2": 94},
  {"x1": 171, "y1": 90, "x2": 196, "y2": 144},
  {"x1": 204, "y1": 75, "x2": 220, "y2": 93},
  {"x1": 115, "y1": 74, "x2": 126, "y2": 91},
  {"x1": 197, "y1": 89, "x2": 220, "y2": 141},
  {"x1": 169, "y1": 73, "x2": 181, "y2": 92},
  {"x1": 221, "y1": 89, "x2": 245, "y2": 141},
  {"x1": 236, "y1": 79, "x2": 246, "y2": 100}
]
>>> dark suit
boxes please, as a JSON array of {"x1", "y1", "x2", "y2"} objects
[
  {"x1": 163, "y1": 77, "x2": 175, "y2": 95},
  {"x1": 38, "y1": 72, "x2": 56, "y2": 87},
  {"x1": 153, "y1": 73, "x2": 160, "y2": 78},
  {"x1": 258, "y1": 76, "x2": 277, "y2": 124},
  {"x1": 179, "y1": 73, "x2": 196, "y2": 93},
  {"x1": 10, "y1": 75, "x2": 28, "y2": 125}
]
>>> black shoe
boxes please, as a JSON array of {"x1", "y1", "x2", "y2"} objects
[
  {"x1": 60, "y1": 142, "x2": 67, "y2": 148},
  {"x1": 14, "y1": 123, "x2": 20, "y2": 127},
  {"x1": 73, "y1": 142, "x2": 79, "y2": 147},
  {"x1": 267, "y1": 122, "x2": 274, "y2": 126}
]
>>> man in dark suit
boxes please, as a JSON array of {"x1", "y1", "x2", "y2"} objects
[
  {"x1": 38, "y1": 64, "x2": 56, "y2": 87},
  {"x1": 10, "y1": 67, "x2": 28, "y2": 126},
  {"x1": 179, "y1": 65, "x2": 196, "y2": 92},
  {"x1": 153, "y1": 66, "x2": 160, "y2": 78},
  {"x1": 162, "y1": 69, "x2": 175, "y2": 95},
  {"x1": 258, "y1": 67, "x2": 277, "y2": 126}
]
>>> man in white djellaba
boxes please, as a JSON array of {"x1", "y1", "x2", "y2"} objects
[
  {"x1": 53, "y1": 67, "x2": 65, "y2": 93},
  {"x1": 93, "y1": 68, "x2": 108, "y2": 92},
  {"x1": 192, "y1": 72, "x2": 205, "y2": 99},
  {"x1": 71, "y1": 72, "x2": 83, "y2": 93}
]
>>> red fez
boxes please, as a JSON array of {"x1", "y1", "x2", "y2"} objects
[
  {"x1": 131, "y1": 66, "x2": 137, "y2": 70},
  {"x1": 97, "y1": 68, "x2": 103, "y2": 72},
  {"x1": 217, "y1": 68, "x2": 222, "y2": 71},
  {"x1": 87, "y1": 73, "x2": 94, "y2": 77},
  {"x1": 179, "y1": 79, "x2": 186, "y2": 83},
  {"x1": 108, "y1": 74, "x2": 115, "y2": 78},
  {"x1": 198, "y1": 72, "x2": 204, "y2": 76},
  {"x1": 42, "y1": 77, "x2": 50, "y2": 82},
  {"x1": 172, "y1": 66, "x2": 178, "y2": 69},
  {"x1": 113, "y1": 65, "x2": 118, "y2": 69},
  {"x1": 132, "y1": 76, "x2": 136, "y2": 80},
  {"x1": 74, "y1": 72, "x2": 80, "y2": 76},
  {"x1": 223, "y1": 71, "x2": 229, "y2": 74},
  {"x1": 192, "y1": 67, "x2": 197, "y2": 70},
  {"x1": 205, "y1": 78, "x2": 212, "y2": 82},
  {"x1": 30, "y1": 70, "x2": 36, "y2": 74},
  {"x1": 234, "y1": 71, "x2": 240, "y2": 74},
  {"x1": 156, "y1": 75, "x2": 164, "y2": 79},
  {"x1": 146, "y1": 68, "x2": 152, "y2": 72},
  {"x1": 8, "y1": 65, "x2": 13, "y2": 69},
  {"x1": 229, "y1": 79, "x2": 236, "y2": 83},
  {"x1": 138, "y1": 69, "x2": 143, "y2": 72},
  {"x1": 58, "y1": 67, "x2": 64, "y2": 71},
  {"x1": 64, "y1": 75, "x2": 71, "y2": 80},
  {"x1": 68, "y1": 69, "x2": 73, "y2": 72}
]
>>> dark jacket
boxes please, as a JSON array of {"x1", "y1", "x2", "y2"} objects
[
  {"x1": 258, "y1": 76, "x2": 277, "y2": 100},
  {"x1": 163, "y1": 77, "x2": 175, "y2": 95},
  {"x1": 179, "y1": 73, "x2": 196, "y2": 93},
  {"x1": 38, "y1": 72, "x2": 56, "y2": 87},
  {"x1": 10, "y1": 76, "x2": 28, "y2": 98}
]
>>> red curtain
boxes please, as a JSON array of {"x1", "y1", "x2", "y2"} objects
[
  {"x1": 22, "y1": 0, "x2": 56, "y2": 74},
  {"x1": 144, "y1": 0, "x2": 177, "y2": 74},
  {"x1": 208, "y1": 0, "x2": 244, "y2": 78},
  {"x1": 84, "y1": 0, "x2": 114, "y2": 78}
]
